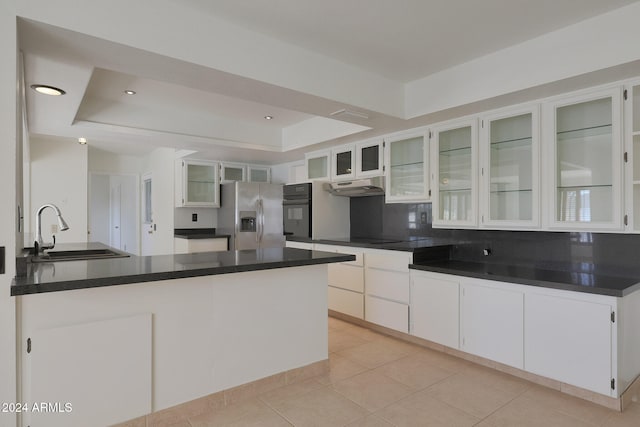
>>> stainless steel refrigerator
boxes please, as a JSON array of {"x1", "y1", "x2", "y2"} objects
[{"x1": 218, "y1": 182, "x2": 285, "y2": 250}]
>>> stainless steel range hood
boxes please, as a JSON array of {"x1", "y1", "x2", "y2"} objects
[{"x1": 324, "y1": 176, "x2": 385, "y2": 197}]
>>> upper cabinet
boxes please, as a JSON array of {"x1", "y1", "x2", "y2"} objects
[
  {"x1": 247, "y1": 165, "x2": 271, "y2": 183},
  {"x1": 480, "y1": 106, "x2": 540, "y2": 229},
  {"x1": 384, "y1": 131, "x2": 429, "y2": 203},
  {"x1": 544, "y1": 88, "x2": 623, "y2": 231},
  {"x1": 305, "y1": 149, "x2": 330, "y2": 181},
  {"x1": 431, "y1": 119, "x2": 478, "y2": 228},
  {"x1": 175, "y1": 160, "x2": 220, "y2": 208},
  {"x1": 220, "y1": 162, "x2": 247, "y2": 183},
  {"x1": 330, "y1": 140, "x2": 385, "y2": 181},
  {"x1": 625, "y1": 82, "x2": 640, "y2": 232},
  {"x1": 355, "y1": 139, "x2": 384, "y2": 178},
  {"x1": 331, "y1": 144, "x2": 356, "y2": 180}
]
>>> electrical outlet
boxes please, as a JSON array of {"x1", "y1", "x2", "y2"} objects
[
  {"x1": 192, "y1": 213, "x2": 198, "y2": 222},
  {"x1": 50, "y1": 224, "x2": 58, "y2": 234},
  {"x1": 420, "y1": 212, "x2": 427, "y2": 224},
  {"x1": 483, "y1": 248, "x2": 492, "y2": 256}
]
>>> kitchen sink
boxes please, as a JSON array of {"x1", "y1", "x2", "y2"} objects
[{"x1": 31, "y1": 249, "x2": 130, "y2": 262}]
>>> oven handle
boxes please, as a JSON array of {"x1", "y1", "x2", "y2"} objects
[{"x1": 283, "y1": 199, "x2": 310, "y2": 206}]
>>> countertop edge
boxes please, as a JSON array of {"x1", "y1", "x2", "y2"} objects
[
  {"x1": 409, "y1": 263, "x2": 640, "y2": 297},
  {"x1": 11, "y1": 253, "x2": 354, "y2": 296}
]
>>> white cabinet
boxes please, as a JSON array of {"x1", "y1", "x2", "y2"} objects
[
  {"x1": 624, "y1": 82, "x2": 640, "y2": 232},
  {"x1": 384, "y1": 130, "x2": 430, "y2": 203},
  {"x1": 331, "y1": 144, "x2": 356, "y2": 181},
  {"x1": 220, "y1": 162, "x2": 247, "y2": 182},
  {"x1": 364, "y1": 249, "x2": 412, "y2": 332},
  {"x1": 410, "y1": 271, "x2": 459, "y2": 349},
  {"x1": 285, "y1": 240, "x2": 313, "y2": 250},
  {"x1": 355, "y1": 139, "x2": 384, "y2": 178},
  {"x1": 480, "y1": 105, "x2": 540, "y2": 229},
  {"x1": 460, "y1": 280, "x2": 524, "y2": 369},
  {"x1": 27, "y1": 315, "x2": 152, "y2": 427},
  {"x1": 315, "y1": 243, "x2": 364, "y2": 319},
  {"x1": 544, "y1": 87, "x2": 623, "y2": 230},
  {"x1": 174, "y1": 237, "x2": 228, "y2": 254},
  {"x1": 431, "y1": 118, "x2": 478, "y2": 228},
  {"x1": 525, "y1": 291, "x2": 615, "y2": 396},
  {"x1": 247, "y1": 165, "x2": 271, "y2": 183},
  {"x1": 175, "y1": 160, "x2": 220, "y2": 207},
  {"x1": 306, "y1": 149, "x2": 331, "y2": 181}
]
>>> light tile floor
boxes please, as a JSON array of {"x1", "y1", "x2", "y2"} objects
[{"x1": 175, "y1": 317, "x2": 640, "y2": 426}]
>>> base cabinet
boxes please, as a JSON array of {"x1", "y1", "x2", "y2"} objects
[
  {"x1": 460, "y1": 281, "x2": 524, "y2": 369},
  {"x1": 410, "y1": 272, "x2": 459, "y2": 349},
  {"x1": 525, "y1": 292, "x2": 614, "y2": 396},
  {"x1": 174, "y1": 237, "x2": 228, "y2": 254},
  {"x1": 364, "y1": 249, "x2": 412, "y2": 333},
  {"x1": 365, "y1": 295, "x2": 409, "y2": 333},
  {"x1": 329, "y1": 286, "x2": 364, "y2": 319}
]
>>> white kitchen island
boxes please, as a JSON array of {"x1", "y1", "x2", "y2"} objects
[{"x1": 13, "y1": 246, "x2": 352, "y2": 427}]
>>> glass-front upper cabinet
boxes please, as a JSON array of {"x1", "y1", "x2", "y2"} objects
[
  {"x1": 355, "y1": 139, "x2": 384, "y2": 178},
  {"x1": 626, "y1": 83, "x2": 640, "y2": 232},
  {"x1": 331, "y1": 144, "x2": 356, "y2": 180},
  {"x1": 480, "y1": 106, "x2": 539, "y2": 229},
  {"x1": 545, "y1": 88, "x2": 622, "y2": 230},
  {"x1": 220, "y1": 162, "x2": 246, "y2": 182},
  {"x1": 247, "y1": 165, "x2": 271, "y2": 183},
  {"x1": 431, "y1": 118, "x2": 478, "y2": 228},
  {"x1": 176, "y1": 160, "x2": 220, "y2": 207},
  {"x1": 384, "y1": 130, "x2": 429, "y2": 203},
  {"x1": 305, "y1": 149, "x2": 330, "y2": 181}
]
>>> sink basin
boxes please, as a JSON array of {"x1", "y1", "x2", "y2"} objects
[{"x1": 31, "y1": 249, "x2": 130, "y2": 262}]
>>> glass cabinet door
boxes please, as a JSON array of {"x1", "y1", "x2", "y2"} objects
[
  {"x1": 220, "y1": 162, "x2": 246, "y2": 182},
  {"x1": 247, "y1": 166, "x2": 270, "y2": 183},
  {"x1": 182, "y1": 160, "x2": 220, "y2": 207},
  {"x1": 432, "y1": 119, "x2": 477, "y2": 227},
  {"x1": 331, "y1": 145, "x2": 355, "y2": 180},
  {"x1": 482, "y1": 107, "x2": 539, "y2": 227},
  {"x1": 548, "y1": 89, "x2": 622, "y2": 230},
  {"x1": 355, "y1": 139, "x2": 383, "y2": 178},
  {"x1": 384, "y1": 133, "x2": 429, "y2": 203},
  {"x1": 306, "y1": 150, "x2": 330, "y2": 180}
]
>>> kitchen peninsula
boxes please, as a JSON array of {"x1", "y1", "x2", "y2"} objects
[{"x1": 12, "y1": 245, "x2": 353, "y2": 427}]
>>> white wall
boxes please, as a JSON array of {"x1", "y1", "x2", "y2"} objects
[
  {"x1": 1, "y1": 1, "x2": 17, "y2": 426},
  {"x1": 174, "y1": 207, "x2": 217, "y2": 229},
  {"x1": 89, "y1": 174, "x2": 110, "y2": 245},
  {"x1": 405, "y1": 2, "x2": 640, "y2": 119},
  {"x1": 28, "y1": 136, "x2": 88, "y2": 244},
  {"x1": 271, "y1": 160, "x2": 306, "y2": 184},
  {"x1": 88, "y1": 147, "x2": 143, "y2": 175}
]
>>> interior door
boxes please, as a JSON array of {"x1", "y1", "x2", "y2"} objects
[
  {"x1": 141, "y1": 174, "x2": 153, "y2": 256},
  {"x1": 110, "y1": 183, "x2": 122, "y2": 249}
]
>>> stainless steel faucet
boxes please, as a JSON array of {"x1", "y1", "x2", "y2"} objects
[{"x1": 34, "y1": 204, "x2": 69, "y2": 254}]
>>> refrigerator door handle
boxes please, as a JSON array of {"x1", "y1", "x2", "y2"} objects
[{"x1": 258, "y1": 198, "x2": 264, "y2": 243}]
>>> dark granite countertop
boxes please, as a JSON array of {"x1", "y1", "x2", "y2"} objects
[
  {"x1": 286, "y1": 235, "x2": 455, "y2": 252},
  {"x1": 174, "y1": 228, "x2": 230, "y2": 239},
  {"x1": 12, "y1": 244, "x2": 354, "y2": 296},
  {"x1": 410, "y1": 260, "x2": 640, "y2": 297}
]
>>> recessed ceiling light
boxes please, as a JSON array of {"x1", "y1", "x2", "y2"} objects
[
  {"x1": 264, "y1": 115, "x2": 273, "y2": 120},
  {"x1": 78, "y1": 137, "x2": 87, "y2": 145},
  {"x1": 124, "y1": 90, "x2": 136, "y2": 95},
  {"x1": 30, "y1": 84, "x2": 66, "y2": 96}
]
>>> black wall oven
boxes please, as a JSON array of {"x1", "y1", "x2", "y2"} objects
[{"x1": 283, "y1": 183, "x2": 312, "y2": 238}]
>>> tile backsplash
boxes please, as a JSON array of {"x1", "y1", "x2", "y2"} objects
[{"x1": 351, "y1": 196, "x2": 640, "y2": 276}]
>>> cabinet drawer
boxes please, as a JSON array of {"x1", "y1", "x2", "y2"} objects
[
  {"x1": 365, "y1": 269, "x2": 409, "y2": 303},
  {"x1": 328, "y1": 286, "x2": 364, "y2": 319},
  {"x1": 328, "y1": 264, "x2": 364, "y2": 293},
  {"x1": 314, "y1": 244, "x2": 364, "y2": 266},
  {"x1": 365, "y1": 250, "x2": 411, "y2": 272},
  {"x1": 365, "y1": 295, "x2": 409, "y2": 333},
  {"x1": 286, "y1": 241, "x2": 314, "y2": 250}
]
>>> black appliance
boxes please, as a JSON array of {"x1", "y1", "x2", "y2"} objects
[{"x1": 283, "y1": 183, "x2": 312, "y2": 238}]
